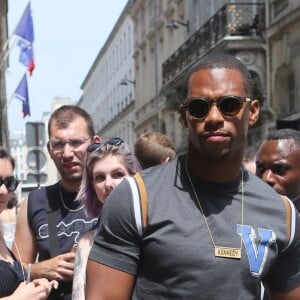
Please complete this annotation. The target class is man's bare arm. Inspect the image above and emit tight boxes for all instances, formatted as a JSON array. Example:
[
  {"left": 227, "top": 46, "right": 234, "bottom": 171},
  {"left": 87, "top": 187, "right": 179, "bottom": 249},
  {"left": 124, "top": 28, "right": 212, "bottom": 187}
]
[
  {"left": 86, "top": 259, "right": 135, "bottom": 300},
  {"left": 12, "top": 198, "right": 37, "bottom": 263},
  {"left": 268, "top": 286, "right": 300, "bottom": 300},
  {"left": 12, "top": 198, "right": 76, "bottom": 281}
]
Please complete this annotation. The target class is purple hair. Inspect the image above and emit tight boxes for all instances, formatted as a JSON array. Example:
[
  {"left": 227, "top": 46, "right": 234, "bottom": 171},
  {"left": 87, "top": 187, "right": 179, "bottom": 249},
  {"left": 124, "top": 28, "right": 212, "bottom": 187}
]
[{"left": 77, "top": 142, "right": 141, "bottom": 218}]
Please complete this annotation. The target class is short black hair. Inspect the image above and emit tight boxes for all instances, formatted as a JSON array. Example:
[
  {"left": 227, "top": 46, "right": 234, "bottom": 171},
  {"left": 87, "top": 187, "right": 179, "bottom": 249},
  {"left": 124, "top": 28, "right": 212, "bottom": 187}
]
[
  {"left": 267, "top": 129, "right": 300, "bottom": 147},
  {"left": 187, "top": 53, "right": 254, "bottom": 98}
]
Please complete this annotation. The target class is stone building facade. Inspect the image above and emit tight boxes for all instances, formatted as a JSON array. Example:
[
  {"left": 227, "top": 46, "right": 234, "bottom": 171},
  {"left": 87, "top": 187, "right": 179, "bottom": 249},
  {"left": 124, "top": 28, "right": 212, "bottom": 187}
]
[
  {"left": 130, "top": 0, "right": 188, "bottom": 143},
  {"left": 78, "top": 1, "right": 136, "bottom": 149},
  {"left": 132, "top": 0, "right": 268, "bottom": 152},
  {"left": 79, "top": 0, "right": 299, "bottom": 153},
  {"left": 267, "top": 0, "right": 300, "bottom": 130},
  {"left": 131, "top": 0, "right": 300, "bottom": 152}
]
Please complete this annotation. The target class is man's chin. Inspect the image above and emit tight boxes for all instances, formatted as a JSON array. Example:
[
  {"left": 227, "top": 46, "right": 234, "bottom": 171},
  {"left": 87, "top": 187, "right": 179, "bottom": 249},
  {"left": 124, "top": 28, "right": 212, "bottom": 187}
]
[
  {"left": 203, "top": 150, "right": 230, "bottom": 162},
  {"left": 62, "top": 172, "right": 83, "bottom": 184}
]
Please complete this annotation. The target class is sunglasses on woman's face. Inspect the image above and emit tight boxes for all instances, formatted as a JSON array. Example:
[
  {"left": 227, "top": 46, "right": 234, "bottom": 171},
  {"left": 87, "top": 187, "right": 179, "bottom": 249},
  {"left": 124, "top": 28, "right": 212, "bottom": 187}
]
[
  {"left": 0, "top": 177, "right": 19, "bottom": 192},
  {"left": 183, "top": 96, "right": 251, "bottom": 119},
  {"left": 87, "top": 137, "right": 124, "bottom": 153}
]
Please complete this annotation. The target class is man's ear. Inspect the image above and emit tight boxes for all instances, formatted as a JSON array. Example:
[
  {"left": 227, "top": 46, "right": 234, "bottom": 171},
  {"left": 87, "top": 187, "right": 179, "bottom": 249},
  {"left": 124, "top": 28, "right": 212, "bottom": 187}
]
[
  {"left": 161, "top": 157, "right": 170, "bottom": 164},
  {"left": 92, "top": 135, "right": 101, "bottom": 143},
  {"left": 248, "top": 99, "right": 260, "bottom": 127},
  {"left": 179, "top": 104, "right": 188, "bottom": 128},
  {"left": 47, "top": 142, "right": 54, "bottom": 160}
]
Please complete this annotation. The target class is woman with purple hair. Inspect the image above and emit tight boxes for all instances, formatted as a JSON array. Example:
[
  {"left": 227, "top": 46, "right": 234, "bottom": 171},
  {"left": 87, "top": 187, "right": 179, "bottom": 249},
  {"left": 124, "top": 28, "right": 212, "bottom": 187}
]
[{"left": 72, "top": 138, "right": 140, "bottom": 299}]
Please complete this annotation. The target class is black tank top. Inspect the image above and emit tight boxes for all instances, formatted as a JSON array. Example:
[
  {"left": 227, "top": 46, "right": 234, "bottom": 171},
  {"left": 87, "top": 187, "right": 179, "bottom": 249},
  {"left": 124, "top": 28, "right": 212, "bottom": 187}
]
[
  {"left": 27, "top": 182, "right": 98, "bottom": 299},
  {"left": 0, "top": 249, "right": 26, "bottom": 297}
]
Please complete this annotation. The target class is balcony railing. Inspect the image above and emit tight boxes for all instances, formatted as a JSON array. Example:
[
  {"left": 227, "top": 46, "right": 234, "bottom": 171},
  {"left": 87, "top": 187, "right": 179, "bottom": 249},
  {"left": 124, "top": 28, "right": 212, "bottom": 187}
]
[{"left": 162, "top": 3, "right": 265, "bottom": 85}]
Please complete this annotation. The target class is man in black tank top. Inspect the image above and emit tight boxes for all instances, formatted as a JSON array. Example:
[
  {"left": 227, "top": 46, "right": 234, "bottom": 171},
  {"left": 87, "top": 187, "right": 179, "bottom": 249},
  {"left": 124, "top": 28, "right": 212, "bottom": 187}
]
[{"left": 12, "top": 105, "right": 100, "bottom": 299}]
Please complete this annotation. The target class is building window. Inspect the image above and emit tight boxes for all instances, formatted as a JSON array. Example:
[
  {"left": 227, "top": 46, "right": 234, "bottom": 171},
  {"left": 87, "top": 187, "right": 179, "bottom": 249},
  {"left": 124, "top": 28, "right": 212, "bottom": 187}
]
[
  {"left": 141, "top": 7, "right": 145, "bottom": 36},
  {"left": 124, "top": 32, "right": 127, "bottom": 59},
  {"left": 128, "top": 25, "right": 131, "bottom": 53},
  {"left": 273, "top": 0, "right": 288, "bottom": 17},
  {"left": 157, "top": 0, "right": 162, "bottom": 15}
]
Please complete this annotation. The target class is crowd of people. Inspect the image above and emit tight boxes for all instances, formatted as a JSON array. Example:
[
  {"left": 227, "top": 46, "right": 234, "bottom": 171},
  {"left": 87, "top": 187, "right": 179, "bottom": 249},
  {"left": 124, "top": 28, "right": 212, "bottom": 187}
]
[{"left": 1, "top": 53, "right": 300, "bottom": 299}]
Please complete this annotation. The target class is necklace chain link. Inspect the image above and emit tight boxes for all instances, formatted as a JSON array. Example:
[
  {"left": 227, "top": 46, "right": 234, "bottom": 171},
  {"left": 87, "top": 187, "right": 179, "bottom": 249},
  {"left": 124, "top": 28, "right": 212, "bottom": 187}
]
[
  {"left": 185, "top": 159, "right": 244, "bottom": 259},
  {"left": 59, "top": 184, "right": 84, "bottom": 212}
]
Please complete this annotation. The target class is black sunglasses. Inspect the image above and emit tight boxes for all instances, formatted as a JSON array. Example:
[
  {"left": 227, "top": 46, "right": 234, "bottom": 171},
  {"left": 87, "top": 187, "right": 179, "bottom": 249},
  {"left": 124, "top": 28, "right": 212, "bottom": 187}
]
[
  {"left": 183, "top": 96, "right": 251, "bottom": 119},
  {"left": 0, "top": 177, "right": 19, "bottom": 192},
  {"left": 87, "top": 137, "right": 124, "bottom": 153}
]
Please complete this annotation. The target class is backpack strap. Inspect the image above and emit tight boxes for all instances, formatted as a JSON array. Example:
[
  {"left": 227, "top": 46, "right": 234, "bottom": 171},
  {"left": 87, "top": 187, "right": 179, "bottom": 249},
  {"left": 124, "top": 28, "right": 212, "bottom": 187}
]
[
  {"left": 126, "top": 173, "right": 148, "bottom": 236},
  {"left": 279, "top": 194, "right": 297, "bottom": 251},
  {"left": 134, "top": 173, "right": 148, "bottom": 228},
  {"left": 46, "top": 185, "right": 60, "bottom": 257}
]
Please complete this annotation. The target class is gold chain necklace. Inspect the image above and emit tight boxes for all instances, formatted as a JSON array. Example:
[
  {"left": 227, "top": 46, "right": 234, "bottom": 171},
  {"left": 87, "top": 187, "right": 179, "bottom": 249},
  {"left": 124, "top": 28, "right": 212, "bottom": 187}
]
[
  {"left": 185, "top": 159, "right": 244, "bottom": 259},
  {"left": 59, "top": 184, "right": 84, "bottom": 212}
]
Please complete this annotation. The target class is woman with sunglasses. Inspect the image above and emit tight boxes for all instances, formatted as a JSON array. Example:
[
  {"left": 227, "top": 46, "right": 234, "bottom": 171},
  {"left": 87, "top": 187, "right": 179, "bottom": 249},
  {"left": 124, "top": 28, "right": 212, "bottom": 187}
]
[
  {"left": 0, "top": 148, "right": 58, "bottom": 299},
  {"left": 72, "top": 138, "right": 140, "bottom": 300},
  {"left": 0, "top": 192, "right": 18, "bottom": 250}
]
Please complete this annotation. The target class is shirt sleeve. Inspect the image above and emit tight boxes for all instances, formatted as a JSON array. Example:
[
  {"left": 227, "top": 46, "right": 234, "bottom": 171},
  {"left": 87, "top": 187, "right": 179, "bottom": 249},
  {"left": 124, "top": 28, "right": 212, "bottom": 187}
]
[
  {"left": 263, "top": 204, "right": 300, "bottom": 292},
  {"left": 89, "top": 179, "right": 141, "bottom": 275}
]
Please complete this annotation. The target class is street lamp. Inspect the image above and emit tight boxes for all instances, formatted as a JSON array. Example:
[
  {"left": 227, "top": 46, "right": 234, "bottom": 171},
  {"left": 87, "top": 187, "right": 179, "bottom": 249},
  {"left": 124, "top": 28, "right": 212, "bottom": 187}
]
[
  {"left": 166, "top": 19, "right": 189, "bottom": 32},
  {"left": 120, "top": 79, "right": 136, "bottom": 86}
]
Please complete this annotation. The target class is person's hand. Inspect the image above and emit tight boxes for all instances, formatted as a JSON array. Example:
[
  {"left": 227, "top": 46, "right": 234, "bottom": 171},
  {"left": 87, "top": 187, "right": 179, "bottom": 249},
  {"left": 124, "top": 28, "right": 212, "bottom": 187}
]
[
  {"left": 32, "top": 278, "right": 59, "bottom": 291},
  {"left": 32, "top": 252, "right": 76, "bottom": 281},
  {"left": 5, "top": 279, "right": 58, "bottom": 300}
]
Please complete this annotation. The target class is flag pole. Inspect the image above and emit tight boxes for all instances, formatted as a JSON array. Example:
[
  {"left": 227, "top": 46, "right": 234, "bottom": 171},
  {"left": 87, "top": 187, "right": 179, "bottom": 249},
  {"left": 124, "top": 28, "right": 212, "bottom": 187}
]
[
  {"left": 7, "top": 91, "right": 15, "bottom": 108},
  {"left": 6, "top": 71, "right": 21, "bottom": 108},
  {"left": 1, "top": 37, "right": 11, "bottom": 55},
  {"left": 0, "top": 37, "right": 17, "bottom": 68}
]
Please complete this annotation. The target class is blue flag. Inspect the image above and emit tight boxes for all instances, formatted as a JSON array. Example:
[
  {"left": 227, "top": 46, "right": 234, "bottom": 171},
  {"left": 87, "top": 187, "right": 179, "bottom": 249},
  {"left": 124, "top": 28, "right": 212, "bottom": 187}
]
[
  {"left": 14, "top": 73, "right": 31, "bottom": 118},
  {"left": 14, "top": 2, "right": 35, "bottom": 75}
]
